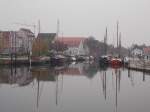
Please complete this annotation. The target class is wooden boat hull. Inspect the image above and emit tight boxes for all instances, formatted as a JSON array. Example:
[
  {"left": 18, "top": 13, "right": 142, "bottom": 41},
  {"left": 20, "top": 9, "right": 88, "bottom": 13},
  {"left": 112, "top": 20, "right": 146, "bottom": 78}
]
[{"left": 110, "top": 58, "right": 122, "bottom": 68}]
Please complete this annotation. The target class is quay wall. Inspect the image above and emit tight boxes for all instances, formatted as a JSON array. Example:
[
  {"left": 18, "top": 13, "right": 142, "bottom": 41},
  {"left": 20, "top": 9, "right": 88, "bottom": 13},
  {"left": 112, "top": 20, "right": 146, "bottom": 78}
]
[{"left": 128, "top": 60, "right": 150, "bottom": 72}]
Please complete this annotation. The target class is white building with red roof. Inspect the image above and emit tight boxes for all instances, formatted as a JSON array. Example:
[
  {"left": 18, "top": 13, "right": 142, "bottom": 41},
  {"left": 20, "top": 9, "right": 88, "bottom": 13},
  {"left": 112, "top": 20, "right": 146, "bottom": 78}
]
[{"left": 55, "top": 37, "right": 89, "bottom": 56}]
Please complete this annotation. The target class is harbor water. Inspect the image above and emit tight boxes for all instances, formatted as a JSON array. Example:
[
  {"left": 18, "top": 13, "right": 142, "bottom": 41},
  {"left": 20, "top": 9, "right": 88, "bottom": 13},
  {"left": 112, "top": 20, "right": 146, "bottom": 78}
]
[{"left": 0, "top": 62, "right": 150, "bottom": 112}]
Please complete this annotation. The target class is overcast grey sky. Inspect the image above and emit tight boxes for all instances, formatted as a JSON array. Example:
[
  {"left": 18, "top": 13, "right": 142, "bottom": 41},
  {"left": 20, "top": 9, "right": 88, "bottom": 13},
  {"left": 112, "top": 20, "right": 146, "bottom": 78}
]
[{"left": 0, "top": 0, "right": 150, "bottom": 47}]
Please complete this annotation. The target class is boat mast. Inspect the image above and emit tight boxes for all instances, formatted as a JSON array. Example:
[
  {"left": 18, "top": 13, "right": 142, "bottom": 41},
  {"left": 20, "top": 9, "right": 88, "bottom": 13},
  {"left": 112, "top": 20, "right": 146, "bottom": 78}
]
[
  {"left": 56, "top": 19, "right": 59, "bottom": 39},
  {"left": 104, "top": 27, "right": 108, "bottom": 55},
  {"left": 117, "top": 21, "right": 119, "bottom": 48},
  {"left": 56, "top": 19, "right": 60, "bottom": 52},
  {"left": 119, "top": 32, "right": 121, "bottom": 58},
  {"left": 38, "top": 20, "right": 41, "bottom": 56}
]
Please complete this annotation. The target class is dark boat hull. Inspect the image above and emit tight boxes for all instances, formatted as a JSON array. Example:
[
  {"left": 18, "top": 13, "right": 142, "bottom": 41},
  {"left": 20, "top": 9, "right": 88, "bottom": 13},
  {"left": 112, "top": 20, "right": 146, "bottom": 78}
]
[
  {"left": 99, "top": 57, "right": 109, "bottom": 69},
  {"left": 50, "top": 57, "right": 66, "bottom": 66}
]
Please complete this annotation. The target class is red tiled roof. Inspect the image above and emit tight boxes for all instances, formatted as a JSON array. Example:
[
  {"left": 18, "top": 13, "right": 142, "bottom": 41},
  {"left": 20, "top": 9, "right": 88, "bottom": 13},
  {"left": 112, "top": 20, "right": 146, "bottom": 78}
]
[{"left": 55, "top": 37, "right": 86, "bottom": 47}]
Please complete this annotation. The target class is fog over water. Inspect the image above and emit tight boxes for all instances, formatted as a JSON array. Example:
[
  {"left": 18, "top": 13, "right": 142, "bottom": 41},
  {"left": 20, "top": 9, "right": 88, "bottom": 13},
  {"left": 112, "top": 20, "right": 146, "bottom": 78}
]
[{"left": 0, "top": 0, "right": 150, "bottom": 46}]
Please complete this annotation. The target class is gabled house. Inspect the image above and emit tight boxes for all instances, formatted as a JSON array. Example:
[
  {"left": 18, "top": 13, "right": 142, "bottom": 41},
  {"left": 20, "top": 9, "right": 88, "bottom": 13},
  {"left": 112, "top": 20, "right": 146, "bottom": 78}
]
[
  {"left": 32, "top": 33, "right": 56, "bottom": 56},
  {"left": 37, "top": 33, "right": 56, "bottom": 44},
  {"left": 55, "top": 37, "right": 89, "bottom": 56},
  {"left": 17, "top": 28, "right": 35, "bottom": 54},
  {"left": 131, "top": 48, "right": 143, "bottom": 57}
]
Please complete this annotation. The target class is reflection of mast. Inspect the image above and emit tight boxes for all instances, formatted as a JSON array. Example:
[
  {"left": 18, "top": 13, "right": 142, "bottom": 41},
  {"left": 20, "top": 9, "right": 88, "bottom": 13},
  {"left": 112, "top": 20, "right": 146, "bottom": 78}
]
[
  {"left": 103, "top": 71, "right": 107, "bottom": 100},
  {"left": 130, "top": 73, "right": 134, "bottom": 87},
  {"left": 118, "top": 70, "right": 121, "bottom": 92},
  {"left": 128, "top": 69, "right": 130, "bottom": 78},
  {"left": 56, "top": 75, "right": 58, "bottom": 106},
  {"left": 36, "top": 71, "right": 44, "bottom": 112},
  {"left": 100, "top": 71, "right": 107, "bottom": 100},
  {"left": 114, "top": 68, "right": 120, "bottom": 112},
  {"left": 114, "top": 68, "right": 121, "bottom": 112},
  {"left": 61, "top": 74, "right": 64, "bottom": 95},
  {"left": 36, "top": 72, "right": 40, "bottom": 109},
  {"left": 143, "top": 72, "right": 145, "bottom": 82},
  {"left": 115, "top": 69, "right": 118, "bottom": 112},
  {"left": 55, "top": 73, "right": 63, "bottom": 106},
  {"left": 128, "top": 70, "right": 134, "bottom": 86}
]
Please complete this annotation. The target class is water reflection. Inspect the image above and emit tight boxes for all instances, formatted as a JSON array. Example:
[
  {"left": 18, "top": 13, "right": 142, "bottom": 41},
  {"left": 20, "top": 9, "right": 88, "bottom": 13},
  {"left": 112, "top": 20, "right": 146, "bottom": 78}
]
[
  {"left": 0, "top": 63, "right": 150, "bottom": 112},
  {"left": 0, "top": 66, "right": 32, "bottom": 86},
  {"left": 99, "top": 67, "right": 121, "bottom": 112},
  {"left": 98, "top": 66, "right": 150, "bottom": 112}
]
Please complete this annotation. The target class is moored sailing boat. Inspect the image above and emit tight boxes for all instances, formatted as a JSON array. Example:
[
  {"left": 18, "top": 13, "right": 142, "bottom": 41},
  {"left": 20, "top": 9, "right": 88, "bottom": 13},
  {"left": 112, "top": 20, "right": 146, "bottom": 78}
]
[
  {"left": 110, "top": 21, "right": 123, "bottom": 68},
  {"left": 99, "top": 27, "right": 110, "bottom": 67},
  {"left": 50, "top": 54, "right": 66, "bottom": 66},
  {"left": 50, "top": 19, "right": 66, "bottom": 66}
]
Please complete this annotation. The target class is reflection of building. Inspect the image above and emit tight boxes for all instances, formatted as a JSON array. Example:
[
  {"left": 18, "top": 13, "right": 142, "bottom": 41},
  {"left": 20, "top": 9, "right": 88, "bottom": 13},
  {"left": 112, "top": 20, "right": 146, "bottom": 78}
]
[
  {"left": 55, "top": 37, "right": 89, "bottom": 56},
  {"left": 31, "top": 68, "right": 56, "bottom": 82},
  {"left": 0, "top": 62, "right": 98, "bottom": 87},
  {"left": 58, "top": 67, "right": 81, "bottom": 76},
  {"left": 31, "top": 62, "right": 98, "bottom": 81},
  {"left": 54, "top": 62, "right": 98, "bottom": 79},
  {"left": 0, "top": 67, "right": 33, "bottom": 86}
]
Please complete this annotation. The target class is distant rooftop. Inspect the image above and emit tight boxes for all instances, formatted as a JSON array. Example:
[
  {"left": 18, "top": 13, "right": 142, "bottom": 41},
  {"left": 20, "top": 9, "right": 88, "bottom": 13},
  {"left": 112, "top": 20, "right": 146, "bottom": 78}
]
[
  {"left": 37, "top": 33, "right": 56, "bottom": 38},
  {"left": 20, "top": 28, "right": 33, "bottom": 34},
  {"left": 37, "top": 33, "right": 56, "bottom": 42},
  {"left": 55, "top": 37, "right": 87, "bottom": 47}
]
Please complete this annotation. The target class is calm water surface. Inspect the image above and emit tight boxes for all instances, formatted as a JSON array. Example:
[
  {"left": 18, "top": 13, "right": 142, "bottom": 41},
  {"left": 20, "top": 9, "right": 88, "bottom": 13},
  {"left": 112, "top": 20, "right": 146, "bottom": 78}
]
[{"left": 0, "top": 62, "right": 150, "bottom": 112}]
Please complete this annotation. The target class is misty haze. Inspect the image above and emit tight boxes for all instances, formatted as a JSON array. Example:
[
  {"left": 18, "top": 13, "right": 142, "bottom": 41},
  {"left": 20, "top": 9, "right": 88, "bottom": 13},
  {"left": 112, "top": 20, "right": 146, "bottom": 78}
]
[{"left": 0, "top": 0, "right": 150, "bottom": 112}]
